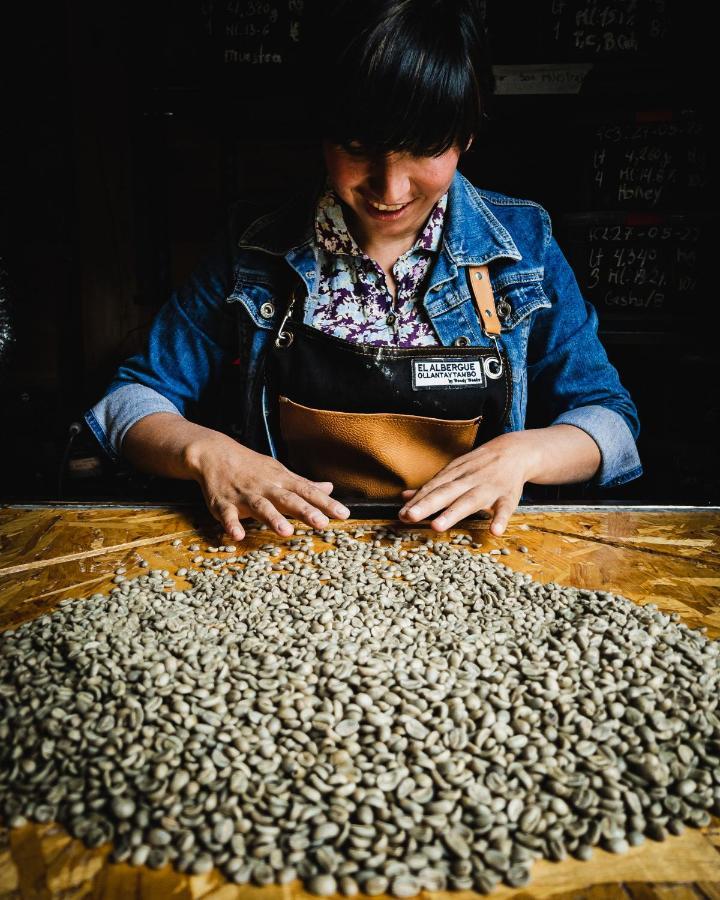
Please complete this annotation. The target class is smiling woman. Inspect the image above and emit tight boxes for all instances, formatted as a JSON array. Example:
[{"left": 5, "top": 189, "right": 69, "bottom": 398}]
[
  {"left": 84, "top": 0, "right": 642, "bottom": 540},
  {"left": 322, "top": 142, "right": 463, "bottom": 282},
  {"left": 305, "top": 0, "right": 486, "bottom": 298}
]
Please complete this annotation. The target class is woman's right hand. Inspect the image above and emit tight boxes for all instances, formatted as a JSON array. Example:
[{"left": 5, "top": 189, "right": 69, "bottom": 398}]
[{"left": 184, "top": 428, "right": 350, "bottom": 541}]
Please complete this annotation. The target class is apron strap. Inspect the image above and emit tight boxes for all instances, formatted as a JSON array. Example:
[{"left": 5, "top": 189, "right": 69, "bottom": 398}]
[{"left": 466, "top": 265, "right": 501, "bottom": 336}]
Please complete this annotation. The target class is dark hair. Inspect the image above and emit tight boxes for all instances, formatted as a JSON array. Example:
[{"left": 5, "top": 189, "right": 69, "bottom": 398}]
[{"left": 304, "top": 0, "right": 494, "bottom": 157}]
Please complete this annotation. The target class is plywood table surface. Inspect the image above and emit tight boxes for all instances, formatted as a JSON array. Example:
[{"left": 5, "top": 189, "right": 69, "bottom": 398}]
[{"left": 0, "top": 503, "right": 718, "bottom": 899}]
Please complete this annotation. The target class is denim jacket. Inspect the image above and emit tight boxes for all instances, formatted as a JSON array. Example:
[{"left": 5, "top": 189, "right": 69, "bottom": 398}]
[{"left": 86, "top": 170, "right": 642, "bottom": 488}]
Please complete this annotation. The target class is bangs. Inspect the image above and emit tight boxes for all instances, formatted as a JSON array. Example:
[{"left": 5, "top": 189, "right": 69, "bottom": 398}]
[{"left": 310, "top": 1, "right": 492, "bottom": 157}]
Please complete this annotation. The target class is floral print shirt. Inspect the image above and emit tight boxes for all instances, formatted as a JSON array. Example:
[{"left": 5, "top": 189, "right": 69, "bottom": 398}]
[{"left": 310, "top": 183, "right": 446, "bottom": 346}]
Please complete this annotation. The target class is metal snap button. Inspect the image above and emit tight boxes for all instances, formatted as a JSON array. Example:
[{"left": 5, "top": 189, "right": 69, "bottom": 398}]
[
  {"left": 474, "top": 271, "right": 484, "bottom": 280},
  {"left": 260, "top": 302, "right": 275, "bottom": 319},
  {"left": 497, "top": 299, "right": 512, "bottom": 320},
  {"left": 484, "top": 357, "right": 503, "bottom": 379},
  {"left": 454, "top": 335, "right": 470, "bottom": 347}
]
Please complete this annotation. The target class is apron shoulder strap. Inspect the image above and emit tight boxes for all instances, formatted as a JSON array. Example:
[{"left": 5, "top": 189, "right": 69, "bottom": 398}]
[{"left": 466, "top": 265, "right": 501, "bottom": 336}]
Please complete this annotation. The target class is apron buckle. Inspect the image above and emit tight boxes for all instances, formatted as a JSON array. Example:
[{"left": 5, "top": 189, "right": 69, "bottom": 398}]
[
  {"left": 274, "top": 286, "right": 300, "bottom": 348},
  {"left": 275, "top": 329, "right": 294, "bottom": 348}
]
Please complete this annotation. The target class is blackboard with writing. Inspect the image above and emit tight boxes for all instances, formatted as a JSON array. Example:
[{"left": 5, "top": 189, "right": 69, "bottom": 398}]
[
  {"left": 143, "top": 1, "right": 700, "bottom": 99},
  {"left": 142, "top": 0, "right": 308, "bottom": 97},
  {"left": 578, "top": 111, "right": 709, "bottom": 212},
  {"left": 486, "top": 0, "right": 671, "bottom": 63},
  {"left": 206, "top": 0, "right": 305, "bottom": 70},
  {"left": 545, "top": 0, "right": 670, "bottom": 60},
  {"left": 558, "top": 212, "right": 714, "bottom": 330}
]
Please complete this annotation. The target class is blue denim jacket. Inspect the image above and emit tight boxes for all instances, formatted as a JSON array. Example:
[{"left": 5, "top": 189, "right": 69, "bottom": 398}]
[{"left": 86, "top": 170, "right": 642, "bottom": 488}]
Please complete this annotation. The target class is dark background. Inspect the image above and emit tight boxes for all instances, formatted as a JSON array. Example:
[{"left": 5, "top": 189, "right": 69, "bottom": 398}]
[{"left": 1, "top": 0, "right": 717, "bottom": 504}]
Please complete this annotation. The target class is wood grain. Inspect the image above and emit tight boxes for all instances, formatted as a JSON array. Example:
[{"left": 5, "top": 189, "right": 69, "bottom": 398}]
[{"left": 1, "top": 504, "right": 719, "bottom": 899}]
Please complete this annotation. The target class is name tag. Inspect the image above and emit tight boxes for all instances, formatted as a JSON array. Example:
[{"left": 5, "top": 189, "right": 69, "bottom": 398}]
[{"left": 411, "top": 357, "right": 486, "bottom": 390}]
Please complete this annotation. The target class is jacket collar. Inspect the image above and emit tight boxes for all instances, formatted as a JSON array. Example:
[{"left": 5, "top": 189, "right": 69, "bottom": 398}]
[
  {"left": 444, "top": 171, "right": 522, "bottom": 265},
  {"left": 237, "top": 169, "right": 521, "bottom": 266}
]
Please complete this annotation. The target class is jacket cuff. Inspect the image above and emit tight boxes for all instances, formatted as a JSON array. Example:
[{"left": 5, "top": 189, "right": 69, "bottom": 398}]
[
  {"left": 551, "top": 404, "right": 643, "bottom": 488},
  {"left": 85, "top": 384, "right": 182, "bottom": 462}
]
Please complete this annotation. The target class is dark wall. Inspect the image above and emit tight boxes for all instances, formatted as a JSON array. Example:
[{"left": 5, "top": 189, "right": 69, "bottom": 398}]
[{"left": 1, "top": 0, "right": 717, "bottom": 503}]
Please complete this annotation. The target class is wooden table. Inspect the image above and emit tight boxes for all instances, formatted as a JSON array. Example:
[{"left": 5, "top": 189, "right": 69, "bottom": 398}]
[{"left": 0, "top": 503, "right": 718, "bottom": 899}]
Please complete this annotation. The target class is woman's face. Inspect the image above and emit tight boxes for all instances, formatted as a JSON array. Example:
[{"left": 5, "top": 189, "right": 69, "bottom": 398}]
[{"left": 322, "top": 140, "right": 462, "bottom": 248}]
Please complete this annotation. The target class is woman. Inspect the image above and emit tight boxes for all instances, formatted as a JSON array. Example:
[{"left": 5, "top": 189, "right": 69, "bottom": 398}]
[{"left": 85, "top": 0, "right": 642, "bottom": 541}]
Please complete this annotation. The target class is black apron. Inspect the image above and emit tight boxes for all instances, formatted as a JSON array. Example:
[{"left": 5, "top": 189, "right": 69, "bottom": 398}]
[{"left": 263, "top": 266, "right": 512, "bottom": 503}]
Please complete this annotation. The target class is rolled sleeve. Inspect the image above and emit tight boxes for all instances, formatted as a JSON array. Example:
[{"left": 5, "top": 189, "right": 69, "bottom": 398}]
[
  {"left": 526, "top": 233, "right": 643, "bottom": 488},
  {"left": 552, "top": 404, "right": 643, "bottom": 488},
  {"left": 85, "top": 384, "right": 182, "bottom": 463}
]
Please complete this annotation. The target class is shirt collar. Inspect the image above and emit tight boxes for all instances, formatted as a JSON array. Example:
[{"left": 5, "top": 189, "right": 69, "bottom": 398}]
[{"left": 314, "top": 179, "right": 448, "bottom": 259}]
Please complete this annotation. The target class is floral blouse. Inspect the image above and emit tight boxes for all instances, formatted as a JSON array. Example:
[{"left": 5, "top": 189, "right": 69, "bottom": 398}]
[{"left": 310, "top": 183, "right": 446, "bottom": 347}]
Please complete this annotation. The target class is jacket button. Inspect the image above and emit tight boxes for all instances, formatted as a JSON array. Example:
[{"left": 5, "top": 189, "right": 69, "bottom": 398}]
[
  {"left": 454, "top": 335, "right": 470, "bottom": 347},
  {"left": 386, "top": 313, "right": 397, "bottom": 326},
  {"left": 497, "top": 299, "right": 512, "bottom": 320},
  {"left": 260, "top": 302, "right": 275, "bottom": 319}
]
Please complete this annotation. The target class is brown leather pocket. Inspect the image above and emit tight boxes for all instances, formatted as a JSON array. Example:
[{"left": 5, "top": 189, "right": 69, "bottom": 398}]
[{"left": 278, "top": 395, "right": 482, "bottom": 500}]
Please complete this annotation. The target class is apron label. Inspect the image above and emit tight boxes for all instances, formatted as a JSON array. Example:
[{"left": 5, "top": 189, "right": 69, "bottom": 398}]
[{"left": 411, "top": 357, "right": 486, "bottom": 390}]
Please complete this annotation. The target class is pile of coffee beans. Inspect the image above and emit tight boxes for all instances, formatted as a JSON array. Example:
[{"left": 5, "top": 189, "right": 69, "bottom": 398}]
[{"left": 1, "top": 526, "right": 718, "bottom": 894}]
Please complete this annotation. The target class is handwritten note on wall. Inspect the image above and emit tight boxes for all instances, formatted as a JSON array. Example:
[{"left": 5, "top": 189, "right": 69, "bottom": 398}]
[
  {"left": 203, "top": 0, "right": 305, "bottom": 67},
  {"left": 585, "top": 116, "right": 708, "bottom": 211},
  {"left": 548, "top": 0, "right": 668, "bottom": 58},
  {"left": 560, "top": 213, "right": 710, "bottom": 327}
]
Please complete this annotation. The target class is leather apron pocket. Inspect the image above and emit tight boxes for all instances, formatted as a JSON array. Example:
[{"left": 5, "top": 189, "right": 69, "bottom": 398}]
[{"left": 278, "top": 395, "right": 482, "bottom": 500}]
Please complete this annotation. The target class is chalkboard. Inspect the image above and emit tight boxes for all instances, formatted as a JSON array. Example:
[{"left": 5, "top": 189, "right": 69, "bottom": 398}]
[
  {"left": 558, "top": 212, "right": 715, "bottom": 330},
  {"left": 140, "top": 0, "right": 708, "bottom": 107},
  {"left": 545, "top": 0, "right": 670, "bottom": 59},
  {"left": 578, "top": 110, "right": 709, "bottom": 212},
  {"left": 141, "top": 0, "right": 308, "bottom": 99},
  {"left": 486, "top": 0, "right": 671, "bottom": 63},
  {"left": 205, "top": 0, "right": 306, "bottom": 70}
]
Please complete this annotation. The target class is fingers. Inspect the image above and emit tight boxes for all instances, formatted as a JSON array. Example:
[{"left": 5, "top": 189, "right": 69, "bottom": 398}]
[
  {"left": 490, "top": 494, "right": 517, "bottom": 536},
  {"left": 399, "top": 473, "right": 472, "bottom": 523},
  {"left": 429, "top": 487, "right": 518, "bottom": 534},
  {"left": 200, "top": 451, "right": 350, "bottom": 540},
  {"left": 214, "top": 502, "right": 246, "bottom": 543},
  {"left": 272, "top": 488, "right": 333, "bottom": 530},
  {"left": 290, "top": 479, "right": 351, "bottom": 521},
  {"left": 427, "top": 487, "right": 490, "bottom": 532},
  {"left": 398, "top": 462, "right": 476, "bottom": 520},
  {"left": 210, "top": 486, "right": 338, "bottom": 540},
  {"left": 207, "top": 484, "right": 348, "bottom": 541},
  {"left": 245, "top": 494, "right": 295, "bottom": 536},
  {"left": 248, "top": 474, "right": 350, "bottom": 532}
]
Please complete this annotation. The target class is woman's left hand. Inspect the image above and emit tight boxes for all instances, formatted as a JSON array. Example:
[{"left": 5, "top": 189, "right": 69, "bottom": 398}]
[{"left": 397, "top": 431, "right": 540, "bottom": 535}]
